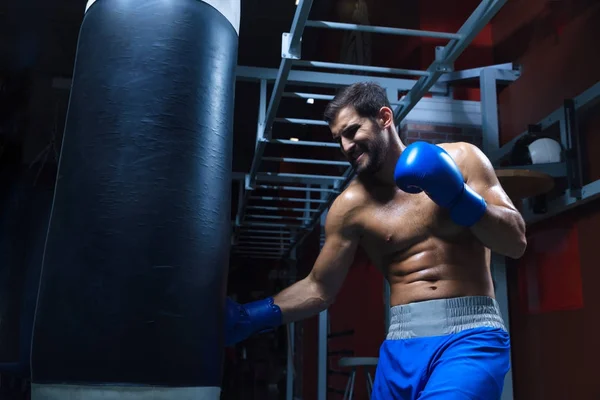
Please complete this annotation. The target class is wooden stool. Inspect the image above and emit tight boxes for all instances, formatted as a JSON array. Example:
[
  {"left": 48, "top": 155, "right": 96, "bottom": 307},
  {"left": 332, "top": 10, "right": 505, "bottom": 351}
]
[
  {"left": 495, "top": 168, "right": 555, "bottom": 205},
  {"left": 338, "top": 357, "right": 378, "bottom": 399}
]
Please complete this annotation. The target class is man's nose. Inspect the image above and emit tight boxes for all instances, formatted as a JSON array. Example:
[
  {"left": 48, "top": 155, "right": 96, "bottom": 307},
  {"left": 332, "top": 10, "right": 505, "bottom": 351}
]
[{"left": 341, "top": 137, "right": 354, "bottom": 153}]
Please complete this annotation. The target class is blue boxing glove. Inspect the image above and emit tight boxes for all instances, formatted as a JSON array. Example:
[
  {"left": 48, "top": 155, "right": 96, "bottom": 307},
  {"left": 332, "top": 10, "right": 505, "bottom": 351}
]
[
  {"left": 224, "top": 297, "right": 282, "bottom": 346},
  {"left": 394, "top": 141, "right": 487, "bottom": 227}
]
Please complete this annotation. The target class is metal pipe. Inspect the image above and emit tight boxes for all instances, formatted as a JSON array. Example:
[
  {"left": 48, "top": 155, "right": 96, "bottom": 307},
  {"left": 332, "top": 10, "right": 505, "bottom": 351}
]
[
  {"left": 242, "top": 78, "right": 268, "bottom": 202},
  {"left": 317, "top": 192, "right": 328, "bottom": 400},
  {"left": 282, "top": 92, "right": 335, "bottom": 101},
  {"left": 564, "top": 99, "right": 584, "bottom": 194},
  {"left": 275, "top": 117, "right": 329, "bottom": 126},
  {"left": 256, "top": 185, "right": 339, "bottom": 193},
  {"left": 235, "top": 255, "right": 283, "bottom": 259},
  {"left": 233, "top": 256, "right": 283, "bottom": 259},
  {"left": 234, "top": 247, "right": 287, "bottom": 251},
  {"left": 236, "top": 245, "right": 291, "bottom": 251},
  {"left": 286, "top": 321, "right": 295, "bottom": 400},
  {"left": 263, "top": 156, "right": 350, "bottom": 166},
  {"left": 288, "top": 0, "right": 313, "bottom": 49},
  {"left": 294, "top": 60, "right": 430, "bottom": 78},
  {"left": 236, "top": 236, "right": 293, "bottom": 241},
  {"left": 235, "top": 248, "right": 289, "bottom": 253},
  {"left": 236, "top": 241, "right": 291, "bottom": 246},
  {"left": 305, "top": 20, "right": 462, "bottom": 40},
  {"left": 317, "top": 310, "right": 328, "bottom": 400},
  {"left": 236, "top": 65, "right": 448, "bottom": 94},
  {"left": 234, "top": 252, "right": 285, "bottom": 256},
  {"left": 258, "top": 172, "right": 348, "bottom": 182},
  {"left": 234, "top": 248, "right": 286, "bottom": 251},
  {"left": 235, "top": 179, "right": 244, "bottom": 226},
  {"left": 269, "top": 138, "right": 339, "bottom": 148},
  {"left": 249, "top": 196, "right": 328, "bottom": 203},
  {"left": 234, "top": 253, "right": 286, "bottom": 257},
  {"left": 394, "top": 0, "right": 507, "bottom": 125},
  {"left": 437, "top": 62, "right": 518, "bottom": 83},
  {"left": 246, "top": 214, "right": 312, "bottom": 221},
  {"left": 239, "top": 222, "right": 304, "bottom": 228},
  {"left": 247, "top": 205, "right": 320, "bottom": 213},
  {"left": 480, "top": 68, "right": 500, "bottom": 153},
  {"left": 238, "top": 229, "right": 294, "bottom": 235}
]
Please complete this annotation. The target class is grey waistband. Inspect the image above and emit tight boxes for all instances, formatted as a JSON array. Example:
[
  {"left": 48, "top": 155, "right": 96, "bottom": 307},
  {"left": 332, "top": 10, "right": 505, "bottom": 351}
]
[
  {"left": 387, "top": 296, "right": 506, "bottom": 340},
  {"left": 31, "top": 384, "right": 220, "bottom": 400}
]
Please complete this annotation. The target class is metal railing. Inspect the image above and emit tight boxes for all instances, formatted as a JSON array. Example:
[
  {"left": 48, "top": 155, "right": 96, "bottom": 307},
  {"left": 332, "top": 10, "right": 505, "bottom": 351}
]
[{"left": 232, "top": 0, "right": 509, "bottom": 259}]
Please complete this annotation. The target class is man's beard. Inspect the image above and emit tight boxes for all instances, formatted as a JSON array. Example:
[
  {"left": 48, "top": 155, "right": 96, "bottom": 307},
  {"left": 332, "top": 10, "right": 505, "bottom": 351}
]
[{"left": 354, "top": 138, "right": 386, "bottom": 176}]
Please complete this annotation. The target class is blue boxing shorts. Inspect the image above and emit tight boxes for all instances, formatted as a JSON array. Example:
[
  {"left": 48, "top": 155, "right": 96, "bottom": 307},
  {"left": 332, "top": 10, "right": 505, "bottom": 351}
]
[{"left": 372, "top": 296, "right": 511, "bottom": 400}]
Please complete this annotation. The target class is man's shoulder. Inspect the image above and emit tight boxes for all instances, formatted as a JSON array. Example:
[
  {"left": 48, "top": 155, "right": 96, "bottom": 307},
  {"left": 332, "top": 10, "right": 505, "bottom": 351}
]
[
  {"left": 329, "top": 180, "right": 369, "bottom": 220},
  {"left": 438, "top": 141, "right": 476, "bottom": 156},
  {"left": 437, "top": 141, "right": 493, "bottom": 181},
  {"left": 324, "top": 180, "right": 368, "bottom": 235},
  {"left": 437, "top": 141, "right": 485, "bottom": 165}
]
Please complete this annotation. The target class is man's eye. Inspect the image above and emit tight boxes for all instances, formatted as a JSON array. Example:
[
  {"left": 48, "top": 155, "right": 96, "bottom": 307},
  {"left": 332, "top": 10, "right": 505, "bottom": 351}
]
[{"left": 344, "top": 126, "right": 359, "bottom": 138}]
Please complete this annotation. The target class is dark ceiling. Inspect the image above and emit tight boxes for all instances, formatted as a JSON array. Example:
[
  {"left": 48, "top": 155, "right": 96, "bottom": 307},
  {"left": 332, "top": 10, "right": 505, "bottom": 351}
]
[{"left": 0, "top": 0, "right": 345, "bottom": 182}]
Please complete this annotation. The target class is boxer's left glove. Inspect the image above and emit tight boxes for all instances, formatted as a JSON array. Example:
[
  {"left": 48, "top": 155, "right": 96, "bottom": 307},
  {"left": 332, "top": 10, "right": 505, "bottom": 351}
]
[
  {"left": 394, "top": 141, "right": 487, "bottom": 227},
  {"left": 225, "top": 297, "right": 282, "bottom": 346}
]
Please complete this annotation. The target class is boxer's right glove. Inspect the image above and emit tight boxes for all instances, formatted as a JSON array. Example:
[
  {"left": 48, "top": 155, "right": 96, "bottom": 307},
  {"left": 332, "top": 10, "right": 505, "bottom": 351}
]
[
  {"left": 394, "top": 141, "right": 487, "bottom": 227},
  {"left": 224, "top": 297, "right": 282, "bottom": 346}
]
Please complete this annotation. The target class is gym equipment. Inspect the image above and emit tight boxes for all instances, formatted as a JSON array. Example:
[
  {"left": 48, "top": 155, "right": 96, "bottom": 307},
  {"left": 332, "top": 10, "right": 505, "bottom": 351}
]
[
  {"left": 339, "top": 357, "right": 378, "bottom": 400},
  {"left": 510, "top": 134, "right": 562, "bottom": 166},
  {"left": 527, "top": 138, "right": 562, "bottom": 164},
  {"left": 394, "top": 141, "right": 487, "bottom": 227},
  {"left": 0, "top": 181, "right": 51, "bottom": 376},
  {"left": 495, "top": 169, "right": 555, "bottom": 203},
  {"left": 225, "top": 297, "right": 282, "bottom": 346},
  {"left": 30, "top": 1, "right": 239, "bottom": 399}
]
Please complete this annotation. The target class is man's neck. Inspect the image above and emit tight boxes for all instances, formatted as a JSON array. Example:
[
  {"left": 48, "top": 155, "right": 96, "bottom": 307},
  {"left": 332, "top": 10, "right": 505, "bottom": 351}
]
[{"left": 372, "top": 137, "right": 405, "bottom": 186}]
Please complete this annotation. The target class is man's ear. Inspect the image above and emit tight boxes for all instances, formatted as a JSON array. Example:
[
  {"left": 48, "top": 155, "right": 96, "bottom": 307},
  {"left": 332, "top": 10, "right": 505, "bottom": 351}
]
[{"left": 378, "top": 106, "right": 394, "bottom": 129}]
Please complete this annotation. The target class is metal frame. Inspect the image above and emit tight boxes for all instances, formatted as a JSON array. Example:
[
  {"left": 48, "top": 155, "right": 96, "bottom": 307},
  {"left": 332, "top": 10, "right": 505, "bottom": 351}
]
[
  {"left": 317, "top": 201, "right": 329, "bottom": 400},
  {"left": 489, "top": 80, "right": 600, "bottom": 225},
  {"left": 232, "top": 0, "right": 509, "bottom": 259},
  {"left": 478, "top": 66, "right": 518, "bottom": 400},
  {"left": 479, "top": 68, "right": 599, "bottom": 400}
]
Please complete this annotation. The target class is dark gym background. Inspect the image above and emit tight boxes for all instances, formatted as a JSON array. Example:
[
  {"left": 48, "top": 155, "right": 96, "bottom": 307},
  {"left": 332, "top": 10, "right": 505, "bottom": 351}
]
[{"left": 1, "top": 0, "right": 599, "bottom": 399}]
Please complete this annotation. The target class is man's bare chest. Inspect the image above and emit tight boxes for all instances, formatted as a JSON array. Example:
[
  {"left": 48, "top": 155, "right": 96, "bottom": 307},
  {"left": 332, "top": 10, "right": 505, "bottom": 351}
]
[{"left": 356, "top": 192, "right": 463, "bottom": 255}]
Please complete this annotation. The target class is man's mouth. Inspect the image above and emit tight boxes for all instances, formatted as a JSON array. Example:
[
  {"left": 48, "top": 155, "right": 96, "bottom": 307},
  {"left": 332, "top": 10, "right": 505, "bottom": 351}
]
[{"left": 351, "top": 149, "right": 365, "bottom": 163}]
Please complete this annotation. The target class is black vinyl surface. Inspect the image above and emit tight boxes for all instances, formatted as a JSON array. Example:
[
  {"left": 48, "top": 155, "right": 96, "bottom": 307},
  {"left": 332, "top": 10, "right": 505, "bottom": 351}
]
[
  {"left": 0, "top": 177, "right": 51, "bottom": 376},
  {"left": 31, "top": 0, "right": 237, "bottom": 387}
]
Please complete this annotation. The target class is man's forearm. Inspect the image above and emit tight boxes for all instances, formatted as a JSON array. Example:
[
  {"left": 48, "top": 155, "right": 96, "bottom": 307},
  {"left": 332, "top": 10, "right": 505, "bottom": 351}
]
[
  {"left": 470, "top": 204, "right": 527, "bottom": 259},
  {"left": 273, "top": 276, "right": 331, "bottom": 324}
]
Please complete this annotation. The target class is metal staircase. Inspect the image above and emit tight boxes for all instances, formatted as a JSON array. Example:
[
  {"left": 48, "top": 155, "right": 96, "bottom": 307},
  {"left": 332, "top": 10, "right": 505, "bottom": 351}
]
[{"left": 232, "top": 0, "right": 509, "bottom": 261}]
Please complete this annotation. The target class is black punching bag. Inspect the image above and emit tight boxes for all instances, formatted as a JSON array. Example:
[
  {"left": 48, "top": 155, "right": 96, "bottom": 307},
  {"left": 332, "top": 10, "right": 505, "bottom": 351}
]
[{"left": 31, "top": 0, "right": 239, "bottom": 398}]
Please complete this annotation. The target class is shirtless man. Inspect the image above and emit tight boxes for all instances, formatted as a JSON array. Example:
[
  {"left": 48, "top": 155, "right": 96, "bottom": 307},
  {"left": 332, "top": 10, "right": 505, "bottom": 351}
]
[{"left": 226, "top": 82, "right": 527, "bottom": 399}]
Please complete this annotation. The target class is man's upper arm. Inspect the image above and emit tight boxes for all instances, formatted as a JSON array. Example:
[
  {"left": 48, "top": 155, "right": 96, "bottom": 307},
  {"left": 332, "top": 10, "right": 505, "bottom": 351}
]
[
  {"left": 308, "top": 194, "right": 361, "bottom": 299},
  {"left": 462, "top": 143, "right": 517, "bottom": 211}
]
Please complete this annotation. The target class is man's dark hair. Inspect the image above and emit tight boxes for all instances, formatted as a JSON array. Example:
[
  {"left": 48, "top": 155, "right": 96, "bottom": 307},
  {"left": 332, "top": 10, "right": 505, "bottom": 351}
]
[{"left": 323, "top": 82, "right": 391, "bottom": 124}]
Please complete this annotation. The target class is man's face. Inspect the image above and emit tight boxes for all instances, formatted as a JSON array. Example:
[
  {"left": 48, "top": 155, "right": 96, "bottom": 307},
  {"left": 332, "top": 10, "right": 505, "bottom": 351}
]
[{"left": 329, "top": 106, "right": 388, "bottom": 175}]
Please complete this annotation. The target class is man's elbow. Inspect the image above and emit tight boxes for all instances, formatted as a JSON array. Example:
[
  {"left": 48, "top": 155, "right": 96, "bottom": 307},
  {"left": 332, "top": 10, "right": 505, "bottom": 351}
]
[
  {"left": 508, "top": 218, "right": 527, "bottom": 259},
  {"left": 507, "top": 234, "right": 527, "bottom": 259},
  {"left": 307, "top": 274, "right": 337, "bottom": 311},
  {"left": 318, "top": 286, "right": 337, "bottom": 310}
]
